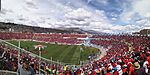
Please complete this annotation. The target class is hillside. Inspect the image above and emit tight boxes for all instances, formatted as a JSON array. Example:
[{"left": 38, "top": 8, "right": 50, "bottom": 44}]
[
  {"left": 0, "top": 22, "right": 83, "bottom": 33},
  {"left": 132, "top": 29, "right": 150, "bottom": 35}
]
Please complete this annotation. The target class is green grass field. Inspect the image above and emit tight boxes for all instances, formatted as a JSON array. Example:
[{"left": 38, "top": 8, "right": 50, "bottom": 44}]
[{"left": 7, "top": 40, "right": 99, "bottom": 64}]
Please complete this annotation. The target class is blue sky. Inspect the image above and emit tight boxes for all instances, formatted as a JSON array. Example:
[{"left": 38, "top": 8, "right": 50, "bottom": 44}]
[
  {"left": 86, "top": 0, "right": 126, "bottom": 24},
  {"left": 0, "top": 0, "right": 150, "bottom": 33}
]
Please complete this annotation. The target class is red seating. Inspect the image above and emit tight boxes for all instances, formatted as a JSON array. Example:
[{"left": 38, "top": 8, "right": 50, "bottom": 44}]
[
  {"left": 0, "top": 32, "right": 33, "bottom": 40},
  {"left": 33, "top": 33, "right": 87, "bottom": 44}
]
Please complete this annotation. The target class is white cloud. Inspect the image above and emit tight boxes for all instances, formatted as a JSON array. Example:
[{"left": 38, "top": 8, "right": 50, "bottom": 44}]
[
  {"left": 62, "top": 8, "right": 112, "bottom": 31},
  {"left": 64, "top": 8, "right": 92, "bottom": 21},
  {"left": 135, "top": 17, "right": 150, "bottom": 29},
  {"left": 1, "top": 0, "right": 147, "bottom": 33},
  {"left": 61, "top": 8, "right": 138, "bottom": 33},
  {"left": 120, "top": 0, "right": 150, "bottom": 32},
  {"left": 132, "top": 0, "right": 150, "bottom": 17},
  {"left": 96, "top": 0, "right": 108, "bottom": 5},
  {"left": 87, "top": 0, "right": 92, "bottom": 4}
]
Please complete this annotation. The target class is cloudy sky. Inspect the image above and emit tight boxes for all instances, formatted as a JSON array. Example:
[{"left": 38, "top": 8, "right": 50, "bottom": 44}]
[{"left": 0, "top": 0, "right": 150, "bottom": 33}]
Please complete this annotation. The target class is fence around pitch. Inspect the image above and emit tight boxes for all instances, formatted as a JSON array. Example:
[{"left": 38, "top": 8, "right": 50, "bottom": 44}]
[
  {"left": 0, "top": 70, "right": 17, "bottom": 75},
  {"left": 0, "top": 39, "right": 65, "bottom": 65}
]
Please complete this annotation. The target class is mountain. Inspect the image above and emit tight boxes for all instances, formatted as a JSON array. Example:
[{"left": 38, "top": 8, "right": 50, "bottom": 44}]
[{"left": 0, "top": 22, "right": 78, "bottom": 33}]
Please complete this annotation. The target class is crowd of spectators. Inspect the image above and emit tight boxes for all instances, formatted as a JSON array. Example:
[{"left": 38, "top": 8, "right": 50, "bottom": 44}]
[
  {"left": 0, "top": 32, "right": 150, "bottom": 75},
  {"left": 90, "top": 35, "right": 150, "bottom": 75},
  {"left": 0, "top": 32, "right": 86, "bottom": 45},
  {"left": 0, "top": 32, "right": 33, "bottom": 40},
  {"left": 33, "top": 33, "right": 87, "bottom": 45}
]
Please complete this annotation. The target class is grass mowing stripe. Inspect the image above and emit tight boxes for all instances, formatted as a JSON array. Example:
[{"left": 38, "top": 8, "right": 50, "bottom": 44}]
[
  {"left": 80, "top": 46, "right": 87, "bottom": 61},
  {"left": 58, "top": 45, "right": 74, "bottom": 62},
  {"left": 71, "top": 46, "right": 81, "bottom": 64},
  {"left": 80, "top": 46, "right": 93, "bottom": 61},
  {"left": 52, "top": 45, "right": 69, "bottom": 60},
  {"left": 51, "top": 45, "right": 68, "bottom": 61},
  {"left": 62, "top": 46, "right": 77, "bottom": 64},
  {"left": 41, "top": 44, "right": 58, "bottom": 58},
  {"left": 43, "top": 44, "right": 58, "bottom": 56}
]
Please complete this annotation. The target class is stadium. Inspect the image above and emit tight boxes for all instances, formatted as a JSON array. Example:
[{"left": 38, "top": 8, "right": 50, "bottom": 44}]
[
  {"left": 0, "top": 23, "right": 150, "bottom": 75},
  {"left": 0, "top": 0, "right": 150, "bottom": 75}
]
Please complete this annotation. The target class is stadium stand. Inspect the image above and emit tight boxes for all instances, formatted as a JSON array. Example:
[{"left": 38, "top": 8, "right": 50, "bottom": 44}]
[
  {"left": 0, "top": 32, "right": 86, "bottom": 45},
  {"left": 33, "top": 33, "right": 87, "bottom": 45},
  {"left": 0, "top": 31, "right": 150, "bottom": 75},
  {"left": 0, "top": 22, "right": 150, "bottom": 75}
]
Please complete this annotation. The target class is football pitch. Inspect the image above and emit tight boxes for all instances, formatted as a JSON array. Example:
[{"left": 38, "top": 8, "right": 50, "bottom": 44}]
[{"left": 7, "top": 40, "right": 99, "bottom": 65}]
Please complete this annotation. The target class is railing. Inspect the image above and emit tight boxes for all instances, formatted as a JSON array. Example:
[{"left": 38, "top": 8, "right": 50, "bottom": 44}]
[
  {"left": 0, "top": 39, "right": 107, "bottom": 74},
  {"left": 0, "top": 39, "right": 106, "bottom": 66},
  {"left": 0, "top": 70, "right": 17, "bottom": 75},
  {"left": 0, "top": 39, "right": 65, "bottom": 65}
]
